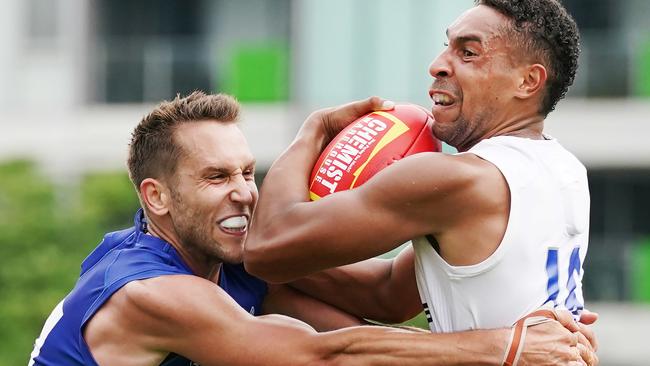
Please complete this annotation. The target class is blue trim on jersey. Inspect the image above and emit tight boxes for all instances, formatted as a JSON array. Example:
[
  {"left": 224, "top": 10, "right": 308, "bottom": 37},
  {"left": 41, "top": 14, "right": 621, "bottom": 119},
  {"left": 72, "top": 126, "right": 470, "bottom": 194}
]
[{"left": 31, "top": 209, "right": 267, "bottom": 366}]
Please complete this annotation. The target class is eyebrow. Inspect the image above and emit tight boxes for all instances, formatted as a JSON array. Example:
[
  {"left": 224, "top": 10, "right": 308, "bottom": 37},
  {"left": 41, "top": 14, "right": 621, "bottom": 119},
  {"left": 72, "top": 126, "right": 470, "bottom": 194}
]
[
  {"left": 446, "top": 29, "right": 483, "bottom": 44},
  {"left": 202, "top": 158, "right": 257, "bottom": 175},
  {"left": 245, "top": 158, "right": 257, "bottom": 169}
]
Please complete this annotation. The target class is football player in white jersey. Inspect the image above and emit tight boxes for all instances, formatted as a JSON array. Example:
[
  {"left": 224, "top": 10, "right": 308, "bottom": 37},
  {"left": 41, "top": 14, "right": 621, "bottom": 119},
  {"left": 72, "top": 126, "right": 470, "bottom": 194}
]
[{"left": 245, "top": 0, "right": 598, "bottom": 364}]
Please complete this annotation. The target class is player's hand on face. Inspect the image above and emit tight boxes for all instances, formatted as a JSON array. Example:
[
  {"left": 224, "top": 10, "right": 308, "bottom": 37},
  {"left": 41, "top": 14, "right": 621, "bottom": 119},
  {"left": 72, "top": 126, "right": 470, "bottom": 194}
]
[
  {"left": 302, "top": 96, "right": 395, "bottom": 147},
  {"left": 519, "top": 316, "right": 598, "bottom": 366}
]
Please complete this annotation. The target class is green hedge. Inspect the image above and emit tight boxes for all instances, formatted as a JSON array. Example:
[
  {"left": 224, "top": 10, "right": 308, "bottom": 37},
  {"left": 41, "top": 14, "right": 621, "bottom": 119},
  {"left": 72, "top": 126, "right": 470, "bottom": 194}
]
[{"left": 0, "top": 160, "right": 139, "bottom": 366}]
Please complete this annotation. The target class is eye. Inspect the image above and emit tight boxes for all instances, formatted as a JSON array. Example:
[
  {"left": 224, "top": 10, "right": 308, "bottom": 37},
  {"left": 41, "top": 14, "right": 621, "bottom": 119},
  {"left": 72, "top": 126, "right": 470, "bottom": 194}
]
[
  {"left": 207, "top": 173, "right": 227, "bottom": 181},
  {"left": 243, "top": 168, "right": 255, "bottom": 180},
  {"left": 462, "top": 49, "right": 477, "bottom": 58},
  {"left": 443, "top": 42, "right": 449, "bottom": 47}
]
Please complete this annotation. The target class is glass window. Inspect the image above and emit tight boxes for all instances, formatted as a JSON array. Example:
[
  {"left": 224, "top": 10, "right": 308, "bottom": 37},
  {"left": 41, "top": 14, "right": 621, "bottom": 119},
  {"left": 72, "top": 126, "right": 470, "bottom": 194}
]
[{"left": 90, "top": 0, "right": 291, "bottom": 103}]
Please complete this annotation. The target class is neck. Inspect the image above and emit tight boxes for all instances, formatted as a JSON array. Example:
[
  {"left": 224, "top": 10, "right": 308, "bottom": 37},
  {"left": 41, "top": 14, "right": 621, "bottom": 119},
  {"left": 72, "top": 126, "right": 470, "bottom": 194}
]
[
  {"left": 145, "top": 214, "right": 221, "bottom": 281},
  {"left": 457, "top": 113, "right": 545, "bottom": 152},
  {"left": 493, "top": 114, "right": 545, "bottom": 140}
]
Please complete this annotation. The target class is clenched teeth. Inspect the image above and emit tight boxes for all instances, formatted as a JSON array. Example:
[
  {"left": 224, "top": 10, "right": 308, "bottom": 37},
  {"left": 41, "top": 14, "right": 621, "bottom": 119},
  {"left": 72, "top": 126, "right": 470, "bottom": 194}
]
[
  {"left": 220, "top": 216, "right": 248, "bottom": 230},
  {"left": 432, "top": 93, "right": 453, "bottom": 106}
]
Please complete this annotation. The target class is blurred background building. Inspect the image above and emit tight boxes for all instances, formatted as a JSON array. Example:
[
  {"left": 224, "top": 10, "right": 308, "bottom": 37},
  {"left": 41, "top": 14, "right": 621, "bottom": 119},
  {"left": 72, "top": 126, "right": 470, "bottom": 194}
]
[{"left": 1, "top": 0, "right": 649, "bottom": 364}]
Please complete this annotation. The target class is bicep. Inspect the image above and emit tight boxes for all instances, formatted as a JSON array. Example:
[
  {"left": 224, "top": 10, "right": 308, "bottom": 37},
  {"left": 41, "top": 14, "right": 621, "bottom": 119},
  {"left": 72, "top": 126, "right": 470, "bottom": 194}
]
[{"left": 382, "top": 246, "right": 422, "bottom": 322}]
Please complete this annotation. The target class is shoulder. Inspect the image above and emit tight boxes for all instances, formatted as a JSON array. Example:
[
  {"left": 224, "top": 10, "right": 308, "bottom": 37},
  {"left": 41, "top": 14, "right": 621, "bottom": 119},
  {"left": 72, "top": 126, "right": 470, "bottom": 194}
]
[
  {"left": 90, "top": 274, "right": 250, "bottom": 348},
  {"left": 119, "top": 275, "right": 235, "bottom": 321},
  {"left": 90, "top": 274, "right": 242, "bottom": 340},
  {"left": 85, "top": 274, "right": 253, "bottom": 365}
]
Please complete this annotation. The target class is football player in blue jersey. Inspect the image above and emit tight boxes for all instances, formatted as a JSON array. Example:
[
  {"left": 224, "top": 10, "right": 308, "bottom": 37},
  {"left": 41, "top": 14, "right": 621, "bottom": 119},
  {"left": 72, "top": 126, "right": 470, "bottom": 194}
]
[{"left": 31, "top": 92, "right": 594, "bottom": 366}]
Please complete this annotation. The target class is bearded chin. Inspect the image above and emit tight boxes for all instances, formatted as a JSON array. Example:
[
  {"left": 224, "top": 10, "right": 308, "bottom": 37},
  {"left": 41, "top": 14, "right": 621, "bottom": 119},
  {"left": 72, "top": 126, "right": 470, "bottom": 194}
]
[
  {"left": 173, "top": 218, "right": 221, "bottom": 261},
  {"left": 433, "top": 119, "right": 470, "bottom": 150}
]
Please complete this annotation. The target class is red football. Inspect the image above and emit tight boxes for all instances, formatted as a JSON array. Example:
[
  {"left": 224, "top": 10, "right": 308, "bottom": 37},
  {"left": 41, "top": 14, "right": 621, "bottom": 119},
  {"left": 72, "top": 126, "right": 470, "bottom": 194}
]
[{"left": 309, "top": 103, "right": 441, "bottom": 200}]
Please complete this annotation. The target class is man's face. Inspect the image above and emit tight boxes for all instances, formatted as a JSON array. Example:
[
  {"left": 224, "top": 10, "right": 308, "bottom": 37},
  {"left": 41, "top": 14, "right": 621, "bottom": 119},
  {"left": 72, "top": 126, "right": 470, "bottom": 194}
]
[
  {"left": 167, "top": 121, "right": 258, "bottom": 264},
  {"left": 428, "top": 5, "right": 521, "bottom": 151}
]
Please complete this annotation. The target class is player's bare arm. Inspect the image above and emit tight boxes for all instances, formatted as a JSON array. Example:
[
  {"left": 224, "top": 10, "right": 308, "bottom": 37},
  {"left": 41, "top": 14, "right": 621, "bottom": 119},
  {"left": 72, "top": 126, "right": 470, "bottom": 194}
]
[
  {"left": 289, "top": 246, "right": 423, "bottom": 324},
  {"left": 84, "top": 274, "right": 593, "bottom": 366},
  {"left": 262, "top": 283, "right": 366, "bottom": 331},
  {"left": 244, "top": 97, "right": 508, "bottom": 282},
  {"left": 289, "top": 247, "right": 599, "bottom": 358}
]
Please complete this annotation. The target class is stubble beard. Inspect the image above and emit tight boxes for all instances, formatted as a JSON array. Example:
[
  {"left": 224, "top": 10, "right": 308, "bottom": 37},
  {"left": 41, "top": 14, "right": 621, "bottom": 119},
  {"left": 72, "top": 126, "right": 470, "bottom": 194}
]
[
  {"left": 433, "top": 107, "right": 495, "bottom": 151},
  {"left": 169, "top": 192, "right": 241, "bottom": 266},
  {"left": 433, "top": 115, "right": 472, "bottom": 150}
]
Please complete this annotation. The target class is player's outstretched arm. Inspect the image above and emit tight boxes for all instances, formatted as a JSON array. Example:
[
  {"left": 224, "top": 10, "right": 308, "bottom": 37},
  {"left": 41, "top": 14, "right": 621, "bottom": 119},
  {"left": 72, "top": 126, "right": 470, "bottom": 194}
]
[{"left": 84, "top": 275, "right": 595, "bottom": 365}]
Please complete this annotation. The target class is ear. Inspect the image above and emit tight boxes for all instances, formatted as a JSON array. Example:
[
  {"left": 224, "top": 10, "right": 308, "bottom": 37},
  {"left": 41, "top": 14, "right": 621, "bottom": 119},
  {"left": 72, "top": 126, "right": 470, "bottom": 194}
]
[
  {"left": 514, "top": 63, "right": 547, "bottom": 100},
  {"left": 140, "top": 178, "right": 171, "bottom": 216}
]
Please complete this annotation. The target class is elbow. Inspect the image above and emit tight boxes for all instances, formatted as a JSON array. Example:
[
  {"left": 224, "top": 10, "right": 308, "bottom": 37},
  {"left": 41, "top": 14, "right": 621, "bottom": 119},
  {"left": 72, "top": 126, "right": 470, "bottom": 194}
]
[
  {"left": 243, "top": 243, "right": 278, "bottom": 283},
  {"left": 243, "top": 239, "right": 298, "bottom": 284}
]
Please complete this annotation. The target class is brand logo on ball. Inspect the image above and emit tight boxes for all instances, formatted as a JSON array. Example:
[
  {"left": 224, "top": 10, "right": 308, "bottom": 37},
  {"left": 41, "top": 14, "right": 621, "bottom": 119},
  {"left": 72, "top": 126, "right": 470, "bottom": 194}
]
[{"left": 309, "top": 111, "right": 409, "bottom": 200}]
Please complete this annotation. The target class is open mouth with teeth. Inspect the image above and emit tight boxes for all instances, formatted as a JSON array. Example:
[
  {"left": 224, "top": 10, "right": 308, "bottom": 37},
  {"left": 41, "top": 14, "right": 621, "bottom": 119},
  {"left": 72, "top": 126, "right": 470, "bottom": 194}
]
[
  {"left": 219, "top": 215, "right": 248, "bottom": 234},
  {"left": 432, "top": 93, "right": 454, "bottom": 107}
]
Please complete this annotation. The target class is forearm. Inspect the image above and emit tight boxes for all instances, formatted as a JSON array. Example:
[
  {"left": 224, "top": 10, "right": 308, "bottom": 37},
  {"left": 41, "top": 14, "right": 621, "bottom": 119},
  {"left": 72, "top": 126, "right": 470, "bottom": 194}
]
[
  {"left": 290, "top": 263, "right": 388, "bottom": 319},
  {"left": 244, "top": 98, "right": 409, "bottom": 282},
  {"left": 290, "top": 262, "right": 407, "bottom": 323},
  {"left": 258, "top": 124, "right": 325, "bottom": 217},
  {"left": 245, "top": 148, "right": 400, "bottom": 282},
  {"left": 262, "top": 284, "right": 365, "bottom": 332},
  {"left": 320, "top": 326, "right": 508, "bottom": 366},
  {"left": 291, "top": 247, "right": 421, "bottom": 323},
  {"left": 244, "top": 127, "right": 325, "bottom": 281}
]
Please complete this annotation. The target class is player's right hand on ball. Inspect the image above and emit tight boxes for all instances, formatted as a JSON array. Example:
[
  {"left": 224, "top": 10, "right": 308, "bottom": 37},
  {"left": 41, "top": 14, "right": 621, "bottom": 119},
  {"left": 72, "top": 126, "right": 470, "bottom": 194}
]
[
  {"left": 520, "top": 309, "right": 598, "bottom": 366},
  {"left": 301, "top": 96, "right": 395, "bottom": 149}
]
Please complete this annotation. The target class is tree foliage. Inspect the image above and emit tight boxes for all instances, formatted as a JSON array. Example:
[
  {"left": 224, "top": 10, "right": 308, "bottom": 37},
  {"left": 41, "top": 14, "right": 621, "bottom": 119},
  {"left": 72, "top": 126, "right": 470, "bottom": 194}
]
[{"left": 0, "top": 160, "right": 138, "bottom": 366}]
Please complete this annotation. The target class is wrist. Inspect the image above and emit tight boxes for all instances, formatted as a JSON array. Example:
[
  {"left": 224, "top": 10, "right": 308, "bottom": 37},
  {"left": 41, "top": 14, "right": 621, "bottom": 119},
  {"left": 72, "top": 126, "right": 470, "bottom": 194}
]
[
  {"left": 476, "top": 328, "right": 510, "bottom": 366},
  {"left": 295, "top": 120, "right": 327, "bottom": 152},
  {"left": 496, "top": 328, "right": 510, "bottom": 365},
  {"left": 465, "top": 328, "right": 510, "bottom": 366}
]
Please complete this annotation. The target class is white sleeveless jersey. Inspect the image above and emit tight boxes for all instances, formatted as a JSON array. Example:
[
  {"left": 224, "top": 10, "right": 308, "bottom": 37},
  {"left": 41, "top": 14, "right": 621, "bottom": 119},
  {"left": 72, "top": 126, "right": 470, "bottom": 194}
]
[{"left": 412, "top": 135, "right": 589, "bottom": 332}]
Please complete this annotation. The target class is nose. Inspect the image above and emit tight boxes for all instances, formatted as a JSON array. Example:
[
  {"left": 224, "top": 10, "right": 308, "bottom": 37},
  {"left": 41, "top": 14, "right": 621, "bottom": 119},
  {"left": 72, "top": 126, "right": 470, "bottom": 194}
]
[
  {"left": 428, "top": 51, "right": 452, "bottom": 79},
  {"left": 229, "top": 174, "right": 255, "bottom": 205}
]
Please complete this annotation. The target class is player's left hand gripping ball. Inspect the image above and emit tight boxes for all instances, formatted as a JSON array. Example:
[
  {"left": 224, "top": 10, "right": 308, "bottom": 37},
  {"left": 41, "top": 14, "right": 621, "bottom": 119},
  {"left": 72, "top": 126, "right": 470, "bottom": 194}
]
[{"left": 309, "top": 104, "right": 441, "bottom": 200}]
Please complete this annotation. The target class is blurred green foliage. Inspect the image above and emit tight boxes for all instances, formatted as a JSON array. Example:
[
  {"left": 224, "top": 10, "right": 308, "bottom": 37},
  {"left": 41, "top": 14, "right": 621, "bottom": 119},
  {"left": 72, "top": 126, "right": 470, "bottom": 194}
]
[
  {"left": 631, "top": 238, "right": 650, "bottom": 302},
  {"left": 0, "top": 160, "right": 138, "bottom": 366}
]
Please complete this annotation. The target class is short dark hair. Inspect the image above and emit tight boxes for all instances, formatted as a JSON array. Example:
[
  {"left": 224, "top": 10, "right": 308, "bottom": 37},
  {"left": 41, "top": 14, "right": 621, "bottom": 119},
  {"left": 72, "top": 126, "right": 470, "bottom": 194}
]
[
  {"left": 475, "top": 0, "right": 580, "bottom": 116},
  {"left": 127, "top": 91, "right": 240, "bottom": 189}
]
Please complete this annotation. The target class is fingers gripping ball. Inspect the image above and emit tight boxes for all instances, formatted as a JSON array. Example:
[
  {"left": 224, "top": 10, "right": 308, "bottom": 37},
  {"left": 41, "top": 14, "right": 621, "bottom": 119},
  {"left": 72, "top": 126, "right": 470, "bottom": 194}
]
[{"left": 309, "top": 104, "right": 441, "bottom": 200}]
